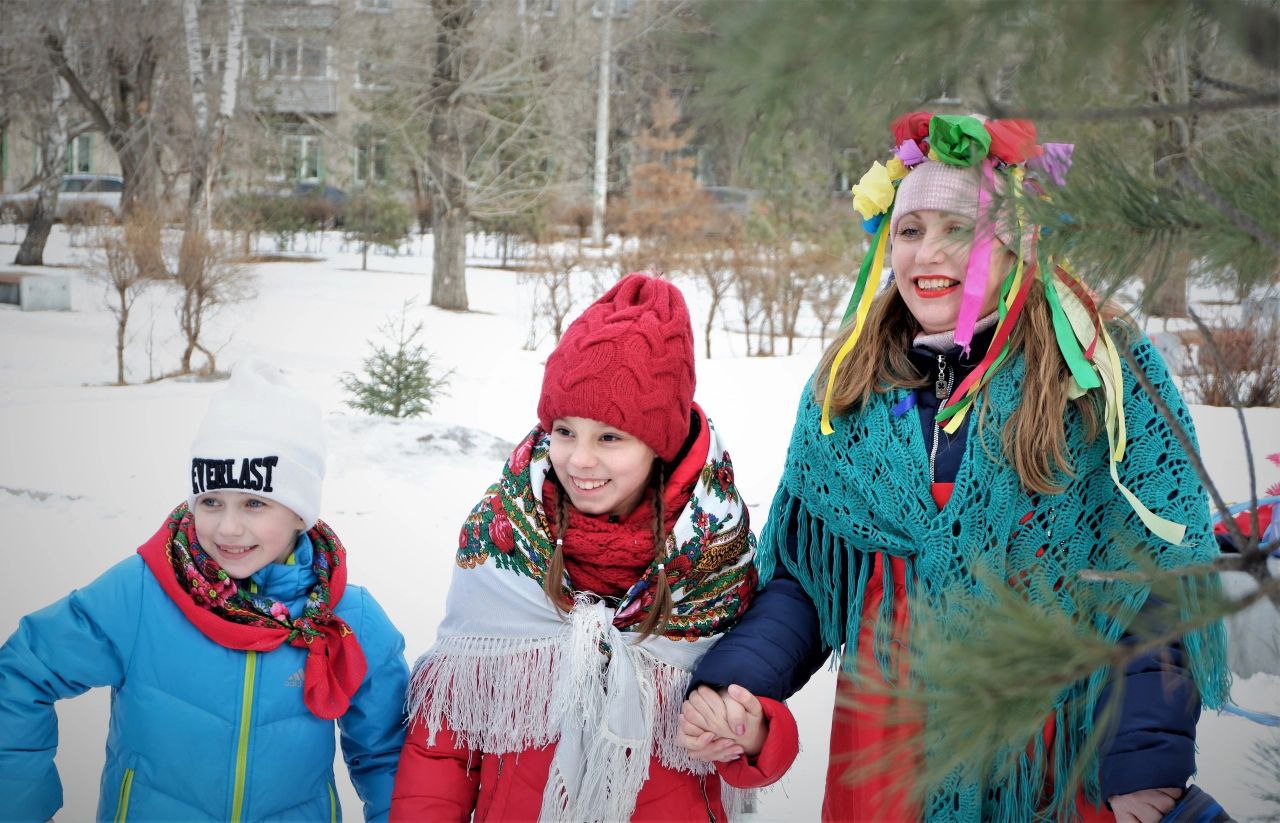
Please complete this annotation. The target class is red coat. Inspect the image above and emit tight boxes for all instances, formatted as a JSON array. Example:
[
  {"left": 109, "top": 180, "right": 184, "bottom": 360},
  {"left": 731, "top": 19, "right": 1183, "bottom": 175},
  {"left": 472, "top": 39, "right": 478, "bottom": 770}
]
[{"left": 390, "top": 696, "right": 799, "bottom": 822}]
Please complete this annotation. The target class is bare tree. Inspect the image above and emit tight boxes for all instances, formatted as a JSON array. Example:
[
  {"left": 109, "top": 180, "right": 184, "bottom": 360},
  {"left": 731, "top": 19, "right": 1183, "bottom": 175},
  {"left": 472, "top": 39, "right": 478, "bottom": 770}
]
[
  {"left": 729, "top": 244, "right": 766, "bottom": 357},
  {"left": 180, "top": 0, "right": 245, "bottom": 234},
  {"left": 0, "top": 4, "right": 83, "bottom": 266},
  {"left": 529, "top": 241, "right": 582, "bottom": 346},
  {"left": 90, "top": 222, "right": 158, "bottom": 385},
  {"left": 378, "top": 1, "right": 590, "bottom": 311},
  {"left": 11, "top": 82, "right": 73, "bottom": 266},
  {"left": 174, "top": 228, "right": 251, "bottom": 376},
  {"left": 41, "top": 0, "right": 180, "bottom": 220},
  {"left": 686, "top": 229, "right": 740, "bottom": 358}
]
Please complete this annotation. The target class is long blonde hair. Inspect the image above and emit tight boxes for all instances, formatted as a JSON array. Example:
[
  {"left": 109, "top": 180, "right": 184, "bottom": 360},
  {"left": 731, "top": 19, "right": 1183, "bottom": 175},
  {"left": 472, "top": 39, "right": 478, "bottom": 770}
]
[{"left": 814, "top": 278, "right": 1130, "bottom": 495}]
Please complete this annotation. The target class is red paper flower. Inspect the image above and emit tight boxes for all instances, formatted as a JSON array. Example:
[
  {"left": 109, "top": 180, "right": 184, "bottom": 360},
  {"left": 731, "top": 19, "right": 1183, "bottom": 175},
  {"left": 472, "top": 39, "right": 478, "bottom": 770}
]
[
  {"left": 891, "top": 111, "right": 933, "bottom": 145},
  {"left": 984, "top": 119, "right": 1043, "bottom": 165}
]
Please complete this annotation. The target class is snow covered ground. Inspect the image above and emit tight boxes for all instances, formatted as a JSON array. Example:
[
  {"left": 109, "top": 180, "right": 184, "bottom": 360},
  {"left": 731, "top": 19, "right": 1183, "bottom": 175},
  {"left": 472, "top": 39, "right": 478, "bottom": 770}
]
[{"left": 1, "top": 227, "right": 1277, "bottom": 821}]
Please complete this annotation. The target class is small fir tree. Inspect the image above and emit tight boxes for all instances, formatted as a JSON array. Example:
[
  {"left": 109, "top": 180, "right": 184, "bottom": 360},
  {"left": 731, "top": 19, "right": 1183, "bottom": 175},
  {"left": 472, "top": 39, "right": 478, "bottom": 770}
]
[{"left": 341, "top": 302, "right": 451, "bottom": 418}]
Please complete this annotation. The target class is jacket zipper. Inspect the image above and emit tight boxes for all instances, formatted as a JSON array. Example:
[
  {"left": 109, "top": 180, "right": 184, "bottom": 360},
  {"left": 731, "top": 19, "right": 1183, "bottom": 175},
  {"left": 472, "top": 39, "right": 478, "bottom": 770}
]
[
  {"left": 698, "top": 776, "right": 716, "bottom": 823},
  {"left": 231, "top": 581, "right": 260, "bottom": 823},
  {"left": 929, "top": 353, "right": 954, "bottom": 484},
  {"left": 113, "top": 767, "right": 135, "bottom": 823}
]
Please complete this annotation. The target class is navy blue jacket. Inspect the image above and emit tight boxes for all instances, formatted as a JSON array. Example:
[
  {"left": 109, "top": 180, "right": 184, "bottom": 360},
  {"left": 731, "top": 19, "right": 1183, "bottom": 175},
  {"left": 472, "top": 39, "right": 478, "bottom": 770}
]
[{"left": 691, "top": 328, "right": 1200, "bottom": 799}]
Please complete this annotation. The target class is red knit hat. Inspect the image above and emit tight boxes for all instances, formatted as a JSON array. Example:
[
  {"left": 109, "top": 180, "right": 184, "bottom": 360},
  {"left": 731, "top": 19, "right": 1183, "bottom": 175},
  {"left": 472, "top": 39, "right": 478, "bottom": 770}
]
[{"left": 538, "top": 273, "right": 696, "bottom": 462}]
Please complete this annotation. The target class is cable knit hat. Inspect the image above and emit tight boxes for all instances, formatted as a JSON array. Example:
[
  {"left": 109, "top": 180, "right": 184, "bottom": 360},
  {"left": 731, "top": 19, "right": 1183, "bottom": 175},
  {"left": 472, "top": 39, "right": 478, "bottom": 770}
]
[
  {"left": 538, "top": 273, "right": 696, "bottom": 462},
  {"left": 188, "top": 358, "right": 327, "bottom": 527}
]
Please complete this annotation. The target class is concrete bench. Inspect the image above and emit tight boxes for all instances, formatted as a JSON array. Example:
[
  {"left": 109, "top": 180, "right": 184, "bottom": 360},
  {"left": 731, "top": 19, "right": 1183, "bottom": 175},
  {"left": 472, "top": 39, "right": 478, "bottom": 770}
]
[{"left": 0, "top": 270, "right": 71, "bottom": 311}]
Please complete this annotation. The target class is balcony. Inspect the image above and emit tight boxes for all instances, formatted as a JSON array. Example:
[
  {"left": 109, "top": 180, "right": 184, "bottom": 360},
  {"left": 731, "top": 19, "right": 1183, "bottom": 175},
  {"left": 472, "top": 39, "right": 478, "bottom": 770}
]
[
  {"left": 252, "top": 78, "right": 339, "bottom": 115},
  {"left": 254, "top": 1, "right": 339, "bottom": 30}
]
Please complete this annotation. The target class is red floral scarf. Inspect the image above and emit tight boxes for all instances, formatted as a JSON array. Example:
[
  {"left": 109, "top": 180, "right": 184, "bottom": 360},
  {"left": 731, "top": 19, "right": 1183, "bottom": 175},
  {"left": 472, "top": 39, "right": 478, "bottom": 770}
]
[{"left": 137, "top": 503, "right": 366, "bottom": 719}]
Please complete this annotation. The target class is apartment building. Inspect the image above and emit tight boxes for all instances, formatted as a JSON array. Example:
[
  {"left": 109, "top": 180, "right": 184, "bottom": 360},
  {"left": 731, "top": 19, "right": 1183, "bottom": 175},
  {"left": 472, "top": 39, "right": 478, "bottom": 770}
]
[{"left": 1, "top": 0, "right": 654, "bottom": 202}]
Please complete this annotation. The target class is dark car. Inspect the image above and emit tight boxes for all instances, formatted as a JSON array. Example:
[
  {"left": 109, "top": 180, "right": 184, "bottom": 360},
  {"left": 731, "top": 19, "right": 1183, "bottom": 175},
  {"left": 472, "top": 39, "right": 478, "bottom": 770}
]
[
  {"left": 290, "top": 183, "right": 347, "bottom": 227},
  {"left": 702, "top": 186, "right": 761, "bottom": 235}
]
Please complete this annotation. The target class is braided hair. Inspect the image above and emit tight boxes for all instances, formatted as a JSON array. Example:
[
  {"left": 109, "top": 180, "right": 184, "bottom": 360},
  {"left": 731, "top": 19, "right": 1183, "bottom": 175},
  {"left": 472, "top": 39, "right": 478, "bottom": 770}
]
[{"left": 543, "top": 462, "right": 674, "bottom": 639}]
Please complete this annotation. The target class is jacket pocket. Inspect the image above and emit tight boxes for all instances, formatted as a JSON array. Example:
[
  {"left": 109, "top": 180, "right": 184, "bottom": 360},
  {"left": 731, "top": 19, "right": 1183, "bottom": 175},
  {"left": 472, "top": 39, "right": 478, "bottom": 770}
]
[{"left": 113, "top": 768, "right": 135, "bottom": 823}]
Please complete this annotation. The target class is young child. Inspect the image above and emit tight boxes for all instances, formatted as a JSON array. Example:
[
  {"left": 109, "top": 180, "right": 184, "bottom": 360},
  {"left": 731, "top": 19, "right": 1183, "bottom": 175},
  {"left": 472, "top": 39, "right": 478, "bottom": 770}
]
[
  {"left": 0, "top": 359, "right": 409, "bottom": 822},
  {"left": 390, "top": 274, "right": 799, "bottom": 822}
]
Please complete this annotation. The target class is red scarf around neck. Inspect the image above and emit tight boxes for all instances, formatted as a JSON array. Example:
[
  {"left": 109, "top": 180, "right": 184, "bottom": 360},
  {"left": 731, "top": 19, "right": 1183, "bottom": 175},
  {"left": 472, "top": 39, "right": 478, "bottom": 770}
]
[{"left": 137, "top": 504, "right": 367, "bottom": 720}]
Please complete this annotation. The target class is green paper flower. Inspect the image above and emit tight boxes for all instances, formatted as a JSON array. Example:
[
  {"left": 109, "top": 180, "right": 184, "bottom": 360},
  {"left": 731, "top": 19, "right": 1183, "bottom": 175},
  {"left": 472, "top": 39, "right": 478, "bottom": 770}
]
[{"left": 928, "top": 115, "right": 991, "bottom": 167}]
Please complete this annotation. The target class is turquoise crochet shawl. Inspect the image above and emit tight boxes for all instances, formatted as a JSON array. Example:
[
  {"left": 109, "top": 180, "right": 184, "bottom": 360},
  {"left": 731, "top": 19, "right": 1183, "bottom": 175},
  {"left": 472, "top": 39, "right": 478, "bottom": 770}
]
[{"left": 759, "top": 336, "right": 1229, "bottom": 821}]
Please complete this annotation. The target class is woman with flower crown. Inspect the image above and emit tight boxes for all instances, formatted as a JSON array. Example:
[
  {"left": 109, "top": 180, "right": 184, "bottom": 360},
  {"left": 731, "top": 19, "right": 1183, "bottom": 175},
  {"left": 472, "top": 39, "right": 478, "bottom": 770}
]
[{"left": 676, "top": 112, "right": 1230, "bottom": 823}]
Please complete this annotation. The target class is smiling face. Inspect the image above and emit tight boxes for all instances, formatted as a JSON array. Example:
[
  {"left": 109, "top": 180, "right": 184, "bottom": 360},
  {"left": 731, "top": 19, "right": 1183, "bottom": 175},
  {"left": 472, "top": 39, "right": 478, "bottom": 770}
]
[
  {"left": 192, "top": 491, "right": 304, "bottom": 579},
  {"left": 890, "top": 209, "right": 1015, "bottom": 335},
  {"left": 548, "top": 417, "right": 657, "bottom": 518}
]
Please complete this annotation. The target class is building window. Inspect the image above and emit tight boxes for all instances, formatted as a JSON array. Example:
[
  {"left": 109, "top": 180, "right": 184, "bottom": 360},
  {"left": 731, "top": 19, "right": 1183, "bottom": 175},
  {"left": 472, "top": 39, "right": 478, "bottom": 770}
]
[
  {"left": 251, "top": 36, "right": 331, "bottom": 80},
  {"left": 519, "top": 0, "right": 556, "bottom": 16},
  {"left": 353, "top": 138, "right": 388, "bottom": 186},
  {"left": 284, "top": 134, "right": 322, "bottom": 181},
  {"left": 592, "top": 0, "right": 632, "bottom": 18},
  {"left": 65, "top": 134, "right": 92, "bottom": 174},
  {"left": 355, "top": 58, "right": 390, "bottom": 91}
]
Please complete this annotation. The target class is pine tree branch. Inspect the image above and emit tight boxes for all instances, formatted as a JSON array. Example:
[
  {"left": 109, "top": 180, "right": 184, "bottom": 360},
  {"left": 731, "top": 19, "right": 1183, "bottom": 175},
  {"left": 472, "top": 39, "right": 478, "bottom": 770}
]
[
  {"left": 984, "top": 92, "right": 1280, "bottom": 123},
  {"left": 1191, "top": 68, "right": 1274, "bottom": 97},
  {"left": 1117, "top": 346, "right": 1252, "bottom": 559},
  {"left": 1187, "top": 308, "right": 1265, "bottom": 540},
  {"left": 1175, "top": 164, "right": 1280, "bottom": 255}
]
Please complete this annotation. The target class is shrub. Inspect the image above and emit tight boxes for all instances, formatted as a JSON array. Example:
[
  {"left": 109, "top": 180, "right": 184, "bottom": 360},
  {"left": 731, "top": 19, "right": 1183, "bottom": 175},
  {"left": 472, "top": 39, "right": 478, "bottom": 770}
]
[
  {"left": 344, "top": 192, "right": 412, "bottom": 270},
  {"left": 1184, "top": 322, "right": 1280, "bottom": 407}
]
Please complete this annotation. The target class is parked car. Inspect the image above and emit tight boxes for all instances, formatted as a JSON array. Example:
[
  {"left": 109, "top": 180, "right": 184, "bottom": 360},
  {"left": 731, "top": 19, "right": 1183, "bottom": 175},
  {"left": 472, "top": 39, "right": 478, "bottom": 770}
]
[
  {"left": 703, "top": 186, "right": 762, "bottom": 235},
  {"left": 291, "top": 183, "right": 348, "bottom": 227},
  {"left": 0, "top": 174, "right": 124, "bottom": 221}
]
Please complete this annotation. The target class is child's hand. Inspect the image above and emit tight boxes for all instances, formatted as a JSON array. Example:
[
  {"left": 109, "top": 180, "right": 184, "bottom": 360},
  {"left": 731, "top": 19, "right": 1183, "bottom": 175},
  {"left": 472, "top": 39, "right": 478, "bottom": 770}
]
[
  {"left": 678, "top": 684, "right": 767, "bottom": 761},
  {"left": 1108, "top": 787, "right": 1181, "bottom": 823}
]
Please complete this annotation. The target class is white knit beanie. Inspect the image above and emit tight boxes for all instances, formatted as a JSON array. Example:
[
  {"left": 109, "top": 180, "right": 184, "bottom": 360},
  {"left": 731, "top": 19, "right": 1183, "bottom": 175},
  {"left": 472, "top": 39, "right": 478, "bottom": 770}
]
[
  {"left": 188, "top": 358, "right": 326, "bottom": 527},
  {"left": 889, "top": 160, "right": 1022, "bottom": 251}
]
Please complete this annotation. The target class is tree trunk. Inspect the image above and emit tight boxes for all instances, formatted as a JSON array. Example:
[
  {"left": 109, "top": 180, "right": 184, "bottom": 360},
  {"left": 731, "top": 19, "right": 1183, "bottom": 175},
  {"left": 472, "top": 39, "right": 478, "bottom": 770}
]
[
  {"left": 425, "top": 0, "right": 472, "bottom": 311},
  {"left": 705, "top": 293, "right": 720, "bottom": 359},
  {"left": 431, "top": 204, "right": 469, "bottom": 310},
  {"left": 114, "top": 294, "right": 129, "bottom": 385},
  {"left": 14, "top": 145, "right": 62, "bottom": 266},
  {"left": 15, "top": 198, "right": 56, "bottom": 265}
]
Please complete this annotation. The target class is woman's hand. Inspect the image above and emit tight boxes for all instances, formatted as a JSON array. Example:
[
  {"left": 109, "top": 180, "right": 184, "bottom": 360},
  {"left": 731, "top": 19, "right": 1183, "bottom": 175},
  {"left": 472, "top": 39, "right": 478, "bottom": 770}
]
[
  {"left": 1109, "top": 787, "right": 1181, "bottom": 823},
  {"left": 678, "top": 684, "right": 767, "bottom": 762}
]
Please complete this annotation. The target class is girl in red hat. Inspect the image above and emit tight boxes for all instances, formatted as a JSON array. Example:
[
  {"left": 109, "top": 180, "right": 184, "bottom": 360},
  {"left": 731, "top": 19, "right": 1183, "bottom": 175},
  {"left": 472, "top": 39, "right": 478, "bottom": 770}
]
[{"left": 390, "top": 273, "right": 799, "bottom": 822}]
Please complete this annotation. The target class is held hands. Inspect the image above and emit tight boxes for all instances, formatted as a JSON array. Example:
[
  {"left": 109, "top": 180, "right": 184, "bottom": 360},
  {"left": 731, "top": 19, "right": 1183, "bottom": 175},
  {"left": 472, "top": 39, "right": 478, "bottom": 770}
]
[
  {"left": 678, "top": 684, "right": 767, "bottom": 763},
  {"left": 1109, "top": 788, "right": 1182, "bottom": 823}
]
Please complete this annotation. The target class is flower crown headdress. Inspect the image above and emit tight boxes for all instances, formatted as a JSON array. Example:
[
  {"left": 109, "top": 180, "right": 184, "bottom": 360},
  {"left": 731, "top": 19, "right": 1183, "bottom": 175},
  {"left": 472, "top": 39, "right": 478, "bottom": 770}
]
[{"left": 823, "top": 111, "right": 1185, "bottom": 544}]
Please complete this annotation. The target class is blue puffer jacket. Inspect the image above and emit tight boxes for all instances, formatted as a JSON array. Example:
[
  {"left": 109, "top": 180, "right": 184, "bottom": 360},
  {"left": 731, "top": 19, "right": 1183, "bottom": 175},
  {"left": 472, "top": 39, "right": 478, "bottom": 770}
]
[{"left": 0, "top": 530, "right": 409, "bottom": 822}]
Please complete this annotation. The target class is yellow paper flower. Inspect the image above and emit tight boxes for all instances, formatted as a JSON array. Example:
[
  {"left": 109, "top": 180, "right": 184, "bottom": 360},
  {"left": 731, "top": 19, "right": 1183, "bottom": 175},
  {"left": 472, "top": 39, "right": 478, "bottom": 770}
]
[
  {"left": 886, "top": 157, "right": 907, "bottom": 181},
  {"left": 851, "top": 161, "right": 895, "bottom": 220}
]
